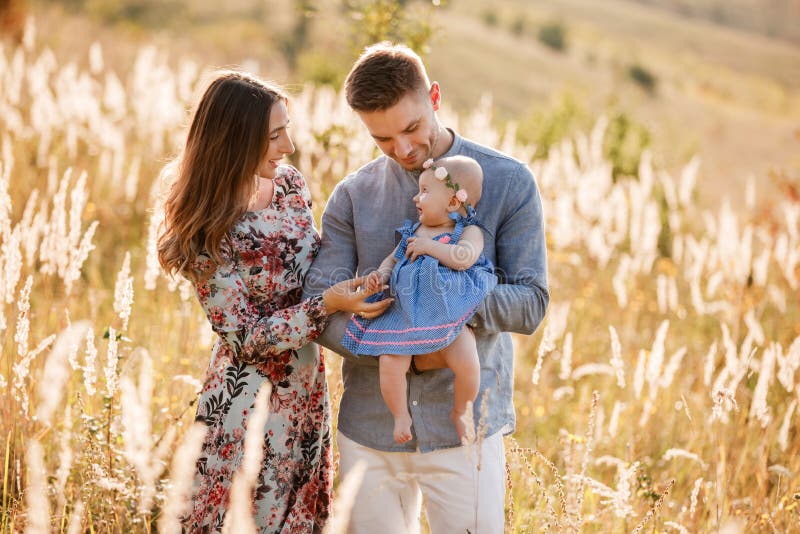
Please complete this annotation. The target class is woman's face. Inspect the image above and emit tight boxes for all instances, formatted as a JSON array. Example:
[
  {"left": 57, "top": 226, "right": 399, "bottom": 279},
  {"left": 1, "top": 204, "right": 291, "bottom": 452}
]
[
  {"left": 256, "top": 100, "right": 295, "bottom": 180},
  {"left": 413, "top": 169, "right": 454, "bottom": 227}
]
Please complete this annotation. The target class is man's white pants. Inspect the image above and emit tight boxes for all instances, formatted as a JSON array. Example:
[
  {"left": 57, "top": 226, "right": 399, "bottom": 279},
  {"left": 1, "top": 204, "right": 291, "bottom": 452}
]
[{"left": 337, "top": 432, "right": 506, "bottom": 534}]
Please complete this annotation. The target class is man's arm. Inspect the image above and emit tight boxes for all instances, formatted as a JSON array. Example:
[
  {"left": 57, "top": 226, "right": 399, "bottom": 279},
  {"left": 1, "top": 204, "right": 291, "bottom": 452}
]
[
  {"left": 303, "top": 181, "right": 361, "bottom": 360},
  {"left": 471, "top": 165, "right": 549, "bottom": 335}
]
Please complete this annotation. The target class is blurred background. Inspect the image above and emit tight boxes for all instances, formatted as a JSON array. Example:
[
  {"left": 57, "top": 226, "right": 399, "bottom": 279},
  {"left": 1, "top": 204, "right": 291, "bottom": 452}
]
[
  {"left": 1, "top": 1, "right": 800, "bottom": 531},
  {"left": 3, "top": 0, "right": 799, "bottom": 207}
]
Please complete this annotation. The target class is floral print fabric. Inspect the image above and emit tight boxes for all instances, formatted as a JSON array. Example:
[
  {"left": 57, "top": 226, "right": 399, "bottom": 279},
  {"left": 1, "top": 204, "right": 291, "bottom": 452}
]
[{"left": 184, "top": 166, "right": 332, "bottom": 533}]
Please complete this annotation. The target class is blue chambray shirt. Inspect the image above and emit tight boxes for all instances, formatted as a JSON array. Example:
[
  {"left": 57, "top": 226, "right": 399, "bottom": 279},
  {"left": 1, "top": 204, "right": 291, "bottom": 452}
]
[{"left": 303, "top": 131, "right": 549, "bottom": 452}]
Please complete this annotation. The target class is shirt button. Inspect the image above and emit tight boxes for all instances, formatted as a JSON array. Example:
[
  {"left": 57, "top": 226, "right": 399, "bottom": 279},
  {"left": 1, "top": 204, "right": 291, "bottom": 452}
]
[{"left": 412, "top": 400, "right": 418, "bottom": 406}]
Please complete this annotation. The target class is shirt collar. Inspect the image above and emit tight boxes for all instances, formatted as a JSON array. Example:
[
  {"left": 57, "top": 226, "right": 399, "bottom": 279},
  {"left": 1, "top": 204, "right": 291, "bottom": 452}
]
[{"left": 439, "top": 128, "right": 462, "bottom": 159}]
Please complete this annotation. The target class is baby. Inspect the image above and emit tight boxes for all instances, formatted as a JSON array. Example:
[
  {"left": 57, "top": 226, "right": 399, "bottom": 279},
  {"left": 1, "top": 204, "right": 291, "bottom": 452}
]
[{"left": 342, "top": 155, "right": 497, "bottom": 443}]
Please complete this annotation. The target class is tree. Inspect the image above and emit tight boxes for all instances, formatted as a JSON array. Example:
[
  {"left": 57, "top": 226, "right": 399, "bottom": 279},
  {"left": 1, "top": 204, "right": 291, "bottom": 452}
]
[{"left": 343, "top": 0, "right": 444, "bottom": 58}]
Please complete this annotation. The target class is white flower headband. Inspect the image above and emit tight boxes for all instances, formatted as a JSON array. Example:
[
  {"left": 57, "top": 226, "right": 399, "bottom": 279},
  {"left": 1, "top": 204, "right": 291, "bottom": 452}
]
[{"left": 423, "top": 158, "right": 469, "bottom": 204}]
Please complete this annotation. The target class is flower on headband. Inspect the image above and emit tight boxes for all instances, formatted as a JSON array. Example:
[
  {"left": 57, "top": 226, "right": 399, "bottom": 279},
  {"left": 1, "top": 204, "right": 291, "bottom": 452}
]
[{"left": 424, "top": 158, "right": 472, "bottom": 207}]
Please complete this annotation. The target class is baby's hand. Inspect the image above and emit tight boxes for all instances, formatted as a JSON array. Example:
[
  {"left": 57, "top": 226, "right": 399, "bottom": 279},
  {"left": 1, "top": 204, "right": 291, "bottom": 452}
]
[
  {"left": 405, "top": 236, "right": 435, "bottom": 262},
  {"left": 365, "top": 270, "right": 387, "bottom": 292}
]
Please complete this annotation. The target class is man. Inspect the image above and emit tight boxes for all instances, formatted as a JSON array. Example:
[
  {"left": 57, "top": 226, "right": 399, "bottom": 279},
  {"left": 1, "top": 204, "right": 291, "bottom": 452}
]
[{"left": 303, "top": 42, "right": 548, "bottom": 533}]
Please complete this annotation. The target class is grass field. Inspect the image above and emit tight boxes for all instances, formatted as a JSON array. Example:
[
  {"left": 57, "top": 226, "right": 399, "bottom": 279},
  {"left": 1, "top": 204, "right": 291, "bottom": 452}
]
[
  {"left": 26, "top": 0, "right": 800, "bottom": 210},
  {"left": 1, "top": 2, "right": 799, "bottom": 533}
]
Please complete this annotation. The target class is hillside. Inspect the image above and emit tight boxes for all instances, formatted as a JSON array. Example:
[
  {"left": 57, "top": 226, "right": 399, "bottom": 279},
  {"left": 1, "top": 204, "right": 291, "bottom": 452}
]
[
  {"left": 428, "top": 0, "right": 800, "bottom": 206},
  {"left": 628, "top": 0, "right": 800, "bottom": 45}
]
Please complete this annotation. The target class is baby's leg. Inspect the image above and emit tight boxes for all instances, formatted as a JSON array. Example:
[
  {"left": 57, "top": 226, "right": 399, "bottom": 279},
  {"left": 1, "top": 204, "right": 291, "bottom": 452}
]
[
  {"left": 440, "top": 329, "right": 480, "bottom": 441},
  {"left": 379, "top": 354, "right": 413, "bottom": 443}
]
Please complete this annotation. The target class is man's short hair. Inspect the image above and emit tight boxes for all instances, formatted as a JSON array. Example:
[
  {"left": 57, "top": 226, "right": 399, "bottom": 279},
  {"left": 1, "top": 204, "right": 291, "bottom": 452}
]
[{"left": 345, "top": 42, "right": 431, "bottom": 112}]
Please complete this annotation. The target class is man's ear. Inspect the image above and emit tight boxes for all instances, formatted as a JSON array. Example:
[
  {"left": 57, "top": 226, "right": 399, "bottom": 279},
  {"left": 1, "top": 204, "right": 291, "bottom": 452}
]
[{"left": 430, "top": 82, "right": 441, "bottom": 111}]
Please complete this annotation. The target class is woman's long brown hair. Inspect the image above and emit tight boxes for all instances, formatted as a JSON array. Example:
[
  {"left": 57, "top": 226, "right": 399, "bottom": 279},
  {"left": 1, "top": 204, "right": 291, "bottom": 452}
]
[{"left": 157, "top": 71, "right": 287, "bottom": 281}]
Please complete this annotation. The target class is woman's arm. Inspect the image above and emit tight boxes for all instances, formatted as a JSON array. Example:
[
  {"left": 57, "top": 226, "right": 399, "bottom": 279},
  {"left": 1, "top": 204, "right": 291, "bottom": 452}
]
[
  {"left": 195, "top": 257, "right": 330, "bottom": 365},
  {"left": 195, "top": 258, "right": 385, "bottom": 365},
  {"left": 405, "top": 225, "right": 483, "bottom": 271}
]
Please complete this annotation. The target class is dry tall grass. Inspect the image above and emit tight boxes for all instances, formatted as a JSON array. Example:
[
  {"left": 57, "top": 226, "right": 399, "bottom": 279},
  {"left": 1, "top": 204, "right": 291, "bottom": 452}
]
[{"left": 0, "top": 18, "right": 798, "bottom": 533}]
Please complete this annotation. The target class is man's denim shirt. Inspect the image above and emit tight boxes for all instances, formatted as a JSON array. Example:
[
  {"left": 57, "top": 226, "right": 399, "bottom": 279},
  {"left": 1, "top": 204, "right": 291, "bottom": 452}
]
[{"left": 303, "top": 132, "right": 549, "bottom": 452}]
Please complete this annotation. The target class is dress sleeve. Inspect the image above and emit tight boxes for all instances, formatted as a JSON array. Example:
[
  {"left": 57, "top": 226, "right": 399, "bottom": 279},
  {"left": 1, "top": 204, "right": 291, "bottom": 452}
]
[{"left": 194, "top": 251, "right": 330, "bottom": 366}]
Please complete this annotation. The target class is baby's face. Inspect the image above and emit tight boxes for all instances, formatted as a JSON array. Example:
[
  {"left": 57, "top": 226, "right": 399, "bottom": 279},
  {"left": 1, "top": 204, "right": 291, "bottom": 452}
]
[{"left": 413, "top": 169, "right": 454, "bottom": 227}]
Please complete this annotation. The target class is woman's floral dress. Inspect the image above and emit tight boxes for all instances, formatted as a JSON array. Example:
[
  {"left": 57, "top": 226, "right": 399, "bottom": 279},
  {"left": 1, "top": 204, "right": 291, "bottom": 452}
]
[{"left": 183, "top": 165, "right": 332, "bottom": 533}]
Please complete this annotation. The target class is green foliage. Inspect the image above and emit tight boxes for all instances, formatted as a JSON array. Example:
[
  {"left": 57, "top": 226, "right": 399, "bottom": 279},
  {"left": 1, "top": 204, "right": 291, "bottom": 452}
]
[
  {"left": 48, "top": 0, "right": 90, "bottom": 12},
  {"left": 279, "top": 0, "right": 316, "bottom": 69},
  {"left": 510, "top": 16, "right": 525, "bottom": 37},
  {"left": 83, "top": 0, "right": 186, "bottom": 28},
  {"left": 637, "top": 471, "right": 661, "bottom": 502},
  {"left": 515, "top": 98, "right": 654, "bottom": 201},
  {"left": 343, "top": 0, "right": 444, "bottom": 57},
  {"left": 297, "top": 50, "right": 347, "bottom": 88},
  {"left": 655, "top": 185, "right": 673, "bottom": 259},
  {"left": 628, "top": 63, "right": 657, "bottom": 94},
  {"left": 517, "top": 92, "right": 587, "bottom": 160},
  {"left": 604, "top": 111, "right": 651, "bottom": 179},
  {"left": 481, "top": 9, "right": 498, "bottom": 27},
  {"left": 537, "top": 21, "right": 566, "bottom": 52}
]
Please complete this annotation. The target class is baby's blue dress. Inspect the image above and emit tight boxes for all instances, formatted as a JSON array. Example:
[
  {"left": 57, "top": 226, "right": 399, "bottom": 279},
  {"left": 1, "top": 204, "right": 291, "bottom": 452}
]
[{"left": 342, "top": 208, "right": 497, "bottom": 356}]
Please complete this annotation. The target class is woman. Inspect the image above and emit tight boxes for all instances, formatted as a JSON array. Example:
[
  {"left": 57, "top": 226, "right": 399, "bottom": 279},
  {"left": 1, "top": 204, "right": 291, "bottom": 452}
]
[{"left": 157, "top": 71, "right": 389, "bottom": 532}]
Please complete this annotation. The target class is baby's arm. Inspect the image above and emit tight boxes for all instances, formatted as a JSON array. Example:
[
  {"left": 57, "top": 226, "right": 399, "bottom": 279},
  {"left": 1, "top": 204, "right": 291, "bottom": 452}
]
[
  {"left": 366, "top": 245, "right": 399, "bottom": 291},
  {"left": 406, "top": 226, "right": 483, "bottom": 271}
]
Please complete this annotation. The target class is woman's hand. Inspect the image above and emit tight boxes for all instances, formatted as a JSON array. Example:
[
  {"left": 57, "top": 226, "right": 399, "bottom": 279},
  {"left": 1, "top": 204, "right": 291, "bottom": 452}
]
[
  {"left": 322, "top": 275, "right": 393, "bottom": 319},
  {"left": 405, "top": 236, "right": 435, "bottom": 262}
]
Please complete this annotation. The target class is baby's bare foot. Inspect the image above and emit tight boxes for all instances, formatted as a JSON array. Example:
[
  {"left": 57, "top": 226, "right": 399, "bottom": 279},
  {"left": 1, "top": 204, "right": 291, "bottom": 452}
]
[{"left": 393, "top": 414, "right": 413, "bottom": 443}]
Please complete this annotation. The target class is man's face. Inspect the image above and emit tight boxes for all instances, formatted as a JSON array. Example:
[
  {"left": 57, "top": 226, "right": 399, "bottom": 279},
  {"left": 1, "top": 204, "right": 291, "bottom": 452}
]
[{"left": 356, "top": 85, "right": 440, "bottom": 171}]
